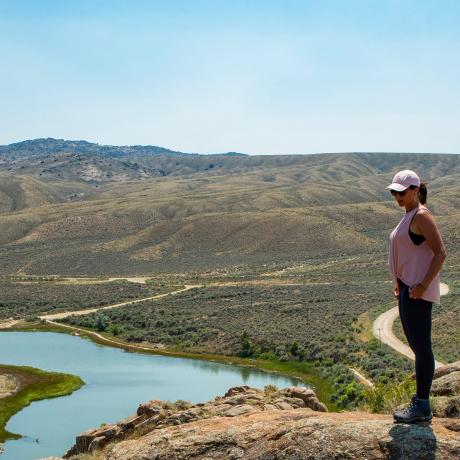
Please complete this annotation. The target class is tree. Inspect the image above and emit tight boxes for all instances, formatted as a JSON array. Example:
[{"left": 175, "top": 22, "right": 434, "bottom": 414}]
[
  {"left": 237, "top": 331, "right": 257, "bottom": 358},
  {"left": 290, "top": 341, "right": 299, "bottom": 357},
  {"left": 95, "top": 314, "right": 108, "bottom": 332}
]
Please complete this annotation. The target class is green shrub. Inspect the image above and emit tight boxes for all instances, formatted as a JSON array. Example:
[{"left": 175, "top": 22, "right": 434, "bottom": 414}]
[{"left": 361, "top": 373, "right": 417, "bottom": 414}]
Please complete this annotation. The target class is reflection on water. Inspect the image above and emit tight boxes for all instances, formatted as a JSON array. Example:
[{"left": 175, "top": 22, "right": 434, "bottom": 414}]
[
  {"left": 0, "top": 331, "right": 302, "bottom": 460},
  {"left": 188, "top": 357, "right": 257, "bottom": 383}
]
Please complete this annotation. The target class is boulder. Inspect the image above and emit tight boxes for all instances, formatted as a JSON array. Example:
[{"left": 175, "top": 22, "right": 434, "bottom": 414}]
[
  {"left": 136, "top": 399, "right": 163, "bottom": 416},
  {"left": 224, "top": 404, "right": 258, "bottom": 417},
  {"left": 280, "top": 386, "right": 328, "bottom": 412},
  {"left": 412, "top": 361, "right": 460, "bottom": 381},
  {"left": 224, "top": 386, "right": 252, "bottom": 397},
  {"left": 434, "top": 361, "right": 460, "bottom": 380},
  {"left": 432, "top": 371, "right": 460, "bottom": 397},
  {"left": 432, "top": 396, "right": 460, "bottom": 418}
]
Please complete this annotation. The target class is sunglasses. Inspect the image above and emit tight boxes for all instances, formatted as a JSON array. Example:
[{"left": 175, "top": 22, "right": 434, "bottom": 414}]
[
  {"left": 390, "top": 185, "right": 416, "bottom": 197},
  {"left": 390, "top": 189, "right": 408, "bottom": 197}
]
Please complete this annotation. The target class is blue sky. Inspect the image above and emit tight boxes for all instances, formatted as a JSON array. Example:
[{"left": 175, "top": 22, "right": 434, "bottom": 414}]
[{"left": 1, "top": 1, "right": 459, "bottom": 154}]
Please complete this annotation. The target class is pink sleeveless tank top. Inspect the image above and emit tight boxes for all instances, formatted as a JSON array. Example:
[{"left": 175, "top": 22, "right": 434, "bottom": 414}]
[{"left": 388, "top": 204, "right": 440, "bottom": 304}]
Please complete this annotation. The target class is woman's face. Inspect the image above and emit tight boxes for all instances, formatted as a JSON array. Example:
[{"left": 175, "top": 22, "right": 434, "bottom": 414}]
[{"left": 392, "top": 186, "right": 419, "bottom": 208}]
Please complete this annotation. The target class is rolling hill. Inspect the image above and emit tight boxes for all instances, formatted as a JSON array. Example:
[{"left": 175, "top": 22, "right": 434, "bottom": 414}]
[{"left": 0, "top": 139, "right": 459, "bottom": 276}]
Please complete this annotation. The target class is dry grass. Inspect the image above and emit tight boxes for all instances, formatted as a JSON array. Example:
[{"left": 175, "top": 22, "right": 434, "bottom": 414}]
[
  {"left": 0, "top": 375, "right": 18, "bottom": 398},
  {"left": 354, "top": 311, "right": 374, "bottom": 343}
]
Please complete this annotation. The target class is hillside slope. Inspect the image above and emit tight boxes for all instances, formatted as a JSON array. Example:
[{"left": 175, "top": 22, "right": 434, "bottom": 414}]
[{"left": 0, "top": 146, "right": 459, "bottom": 275}]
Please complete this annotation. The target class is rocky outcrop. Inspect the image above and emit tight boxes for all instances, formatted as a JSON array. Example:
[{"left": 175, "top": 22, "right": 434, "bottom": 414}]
[
  {"left": 433, "top": 361, "right": 460, "bottom": 380},
  {"left": 430, "top": 361, "right": 460, "bottom": 418},
  {"left": 106, "top": 410, "right": 460, "bottom": 460},
  {"left": 60, "top": 384, "right": 460, "bottom": 460},
  {"left": 64, "top": 385, "right": 326, "bottom": 458}
]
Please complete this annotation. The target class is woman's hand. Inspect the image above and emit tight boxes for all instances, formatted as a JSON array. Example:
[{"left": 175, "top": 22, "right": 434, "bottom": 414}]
[
  {"left": 393, "top": 285, "right": 400, "bottom": 298},
  {"left": 409, "top": 283, "right": 425, "bottom": 299}
]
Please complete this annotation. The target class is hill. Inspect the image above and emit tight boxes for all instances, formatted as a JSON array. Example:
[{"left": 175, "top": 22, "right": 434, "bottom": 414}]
[{"left": 0, "top": 141, "right": 459, "bottom": 275}]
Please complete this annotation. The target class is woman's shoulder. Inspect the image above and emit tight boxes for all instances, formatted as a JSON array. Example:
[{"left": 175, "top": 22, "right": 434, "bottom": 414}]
[
  {"left": 416, "top": 205, "right": 432, "bottom": 217},
  {"left": 413, "top": 205, "right": 437, "bottom": 228}
]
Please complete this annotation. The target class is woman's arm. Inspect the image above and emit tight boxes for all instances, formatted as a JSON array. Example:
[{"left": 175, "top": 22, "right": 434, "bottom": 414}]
[{"left": 409, "top": 210, "right": 447, "bottom": 299}]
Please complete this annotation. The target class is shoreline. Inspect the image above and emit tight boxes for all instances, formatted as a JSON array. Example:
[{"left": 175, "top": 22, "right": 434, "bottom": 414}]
[
  {"left": 0, "top": 364, "right": 84, "bottom": 443},
  {"left": 2, "top": 320, "right": 339, "bottom": 412}
]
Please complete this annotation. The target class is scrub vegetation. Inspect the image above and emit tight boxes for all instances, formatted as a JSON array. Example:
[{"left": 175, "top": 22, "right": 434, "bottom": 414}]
[
  {"left": 0, "top": 278, "right": 181, "bottom": 320},
  {"left": 57, "top": 263, "right": 418, "bottom": 409}
]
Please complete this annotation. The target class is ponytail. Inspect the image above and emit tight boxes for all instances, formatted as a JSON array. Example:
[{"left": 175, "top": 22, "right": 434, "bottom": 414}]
[{"left": 418, "top": 182, "right": 428, "bottom": 204}]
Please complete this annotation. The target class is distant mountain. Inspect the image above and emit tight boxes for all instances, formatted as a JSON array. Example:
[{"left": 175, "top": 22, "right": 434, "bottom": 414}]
[
  {"left": 0, "top": 138, "right": 257, "bottom": 184},
  {"left": 1, "top": 138, "right": 458, "bottom": 187},
  {"left": 0, "top": 142, "right": 459, "bottom": 276},
  {"left": 0, "top": 138, "right": 249, "bottom": 160},
  {"left": 0, "top": 138, "right": 186, "bottom": 157}
]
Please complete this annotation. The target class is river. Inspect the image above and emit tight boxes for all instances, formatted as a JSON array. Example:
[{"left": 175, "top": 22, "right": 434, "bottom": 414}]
[{"left": 0, "top": 331, "right": 301, "bottom": 459}]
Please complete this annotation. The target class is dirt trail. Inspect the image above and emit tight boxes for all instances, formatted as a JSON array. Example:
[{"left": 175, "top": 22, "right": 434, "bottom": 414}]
[
  {"left": 38, "top": 284, "right": 202, "bottom": 321},
  {"left": 37, "top": 281, "right": 334, "bottom": 322},
  {"left": 107, "top": 277, "right": 150, "bottom": 284},
  {"left": 372, "top": 282, "right": 449, "bottom": 369},
  {"left": 349, "top": 368, "right": 374, "bottom": 388},
  {"left": 44, "top": 319, "right": 185, "bottom": 355},
  {"left": 0, "top": 319, "right": 20, "bottom": 329},
  {"left": 0, "top": 280, "right": 316, "bottom": 327}
]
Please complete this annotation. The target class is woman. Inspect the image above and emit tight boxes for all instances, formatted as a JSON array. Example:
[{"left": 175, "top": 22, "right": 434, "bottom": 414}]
[{"left": 387, "top": 169, "right": 446, "bottom": 423}]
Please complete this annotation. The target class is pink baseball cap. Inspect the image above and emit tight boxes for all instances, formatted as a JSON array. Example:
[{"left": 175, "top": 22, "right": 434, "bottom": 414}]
[{"left": 386, "top": 169, "right": 421, "bottom": 192}]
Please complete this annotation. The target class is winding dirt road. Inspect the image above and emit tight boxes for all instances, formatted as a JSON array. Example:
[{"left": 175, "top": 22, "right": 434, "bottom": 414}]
[
  {"left": 38, "top": 284, "right": 202, "bottom": 321},
  {"left": 372, "top": 282, "right": 450, "bottom": 369}
]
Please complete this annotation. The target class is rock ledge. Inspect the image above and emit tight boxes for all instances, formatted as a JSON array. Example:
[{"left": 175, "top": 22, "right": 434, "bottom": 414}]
[{"left": 59, "top": 382, "right": 460, "bottom": 460}]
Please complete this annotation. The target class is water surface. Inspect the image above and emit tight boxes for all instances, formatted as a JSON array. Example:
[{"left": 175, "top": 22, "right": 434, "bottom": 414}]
[{"left": 0, "top": 331, "right": 302, "bottom": 459}]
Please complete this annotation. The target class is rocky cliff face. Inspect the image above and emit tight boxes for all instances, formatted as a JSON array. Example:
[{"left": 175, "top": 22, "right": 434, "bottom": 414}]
[{"left": 55, "top": 362, "right": 460, "bottom": 460}]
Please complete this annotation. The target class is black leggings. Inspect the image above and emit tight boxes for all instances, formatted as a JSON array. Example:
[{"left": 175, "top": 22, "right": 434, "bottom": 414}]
[{"left": 397, "top": 279, "right": 435, "bottom": 399}]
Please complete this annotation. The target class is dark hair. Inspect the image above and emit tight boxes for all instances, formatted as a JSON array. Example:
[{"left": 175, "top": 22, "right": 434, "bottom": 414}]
[
  {"left": 407, "top": 183, "right": 427, "bottom": 204},
  {"left": 418, "top": 182, "right": 428, "bottom": 204}
]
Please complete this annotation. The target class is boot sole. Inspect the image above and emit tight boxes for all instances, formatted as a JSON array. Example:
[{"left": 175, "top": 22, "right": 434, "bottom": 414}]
[{"left": 393, "top": 413, "right": 433, "bottom": 423}]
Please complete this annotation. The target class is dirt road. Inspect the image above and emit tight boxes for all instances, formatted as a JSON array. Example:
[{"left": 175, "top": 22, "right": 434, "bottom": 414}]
[
  {"left": 372, "top": 282, "right": 449, "bottom": 368},
  {"left": 38, "top": 284, "right": 202, "bottom": 321}
]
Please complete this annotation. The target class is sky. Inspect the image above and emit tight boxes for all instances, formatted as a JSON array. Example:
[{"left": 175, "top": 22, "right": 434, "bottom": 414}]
[{"left": 0, "top": 0, "right": 459, "bottom": 155}]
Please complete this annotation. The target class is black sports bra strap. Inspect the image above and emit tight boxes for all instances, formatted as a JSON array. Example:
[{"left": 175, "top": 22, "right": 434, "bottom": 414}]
[{"left": 408, "top": 208, "right": 426, "bottom": 246}]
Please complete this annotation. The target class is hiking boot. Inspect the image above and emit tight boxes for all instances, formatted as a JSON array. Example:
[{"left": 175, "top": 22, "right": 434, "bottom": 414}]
[{"left": 393, "top": 394, "right": 433, "bottom": 423}]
